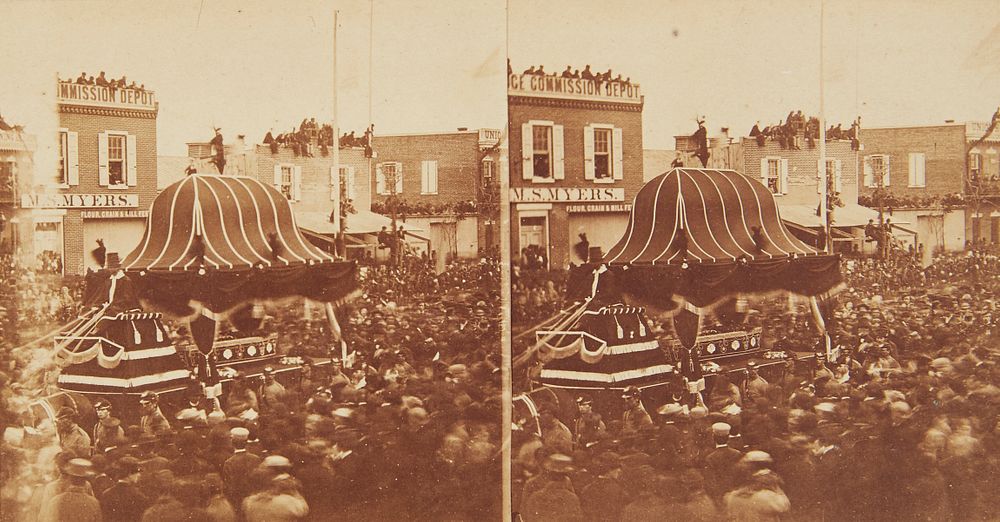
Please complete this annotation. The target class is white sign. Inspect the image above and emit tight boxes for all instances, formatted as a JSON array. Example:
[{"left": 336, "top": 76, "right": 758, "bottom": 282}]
[
  {"left": 509, "top": 187, "right": 625, "bottom": 203},
  {"left": 21, "top": 193, "right": 139, "bottom": 209},
  {"left": 508, "top": 74, "right": 642, "bottom": 103},
  {"left": 58, "top": 83, "right": 157, "bottom": 110},
  {"left": 566, "top": 203, "right": 633, "bottom": 213},
  {"left": 81, "top": 209, "right": 150, "bottom": 219}
]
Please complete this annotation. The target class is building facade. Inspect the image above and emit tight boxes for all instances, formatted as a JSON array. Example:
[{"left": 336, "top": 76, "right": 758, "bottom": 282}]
[
  {"left": 371, "top": 129, "right": 501, "bottom": 260},
  {"left": 965, "top": 121, "right": 1000, "bottom": 246},
  {"left": 856, "top": 124, "right": 969, "bottom": 255},
  {"left": 508, "top": 70, "right": 644, "bottom": 269},
  {"left": 15, "top": 81, "right": 158, "bottom": 275}
]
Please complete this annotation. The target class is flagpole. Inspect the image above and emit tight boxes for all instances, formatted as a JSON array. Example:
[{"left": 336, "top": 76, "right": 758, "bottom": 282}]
[
  {"left": 818, "top": 0, "right": 829, "bottom": 253},
  {"left": 333, "top": 10, "right": 342, "bottom": 249}
]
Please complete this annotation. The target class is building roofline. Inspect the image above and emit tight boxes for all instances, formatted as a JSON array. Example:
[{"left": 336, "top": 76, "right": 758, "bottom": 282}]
[{"left": 373, "top": 129, "right": 493, "bottom": 138}]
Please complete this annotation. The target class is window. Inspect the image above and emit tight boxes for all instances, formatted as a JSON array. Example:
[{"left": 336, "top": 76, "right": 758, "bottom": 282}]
[
  {"left": 824, "top": 158, "right": 842, "bottom": 193},
  {"left": 58, "top": 131, "right": 68, "bottom": 185},
  {"left": 759, "top": 157, "right": 788, "bottom": 195},
  {"left": 0, "top": 161, "right": 13, "bottom": 201},
  {"left": 521, "top": 121, "right": 564, "bottom": 181},
  {"left": 970, "top": 153, "right": 982, "bottom": 178},
  {"left": 532, "top": 126, "right": 552, "bottom": 179},
  {"left": 98, "top": 131, "right": 135, "bottom": 187},
  {"left": 273, "top": 164, "right": 301, "bottom": 201},
  {"left": 339, "top": 165, "right": 356, "bottom": 200},
  {"left": 377, "top": 162, "right": 403, "bottom": 195},
  {"left": 107, "top": 135, "right": 125, "bottom": 185},
  {"left": 594, "top": 129, "right": 611, "bottom": 179},
  {"left": 908, "top": 152, "right": 926, "bottom": 188},
  {"left": 482, "top": 158, "right": 495, "bottom": 188},
  {"left": 421, "top": 160, "right": 439, "bottom": 195},
  {"left": 864, "top": 154, "right": 890, "bottom": 188}
]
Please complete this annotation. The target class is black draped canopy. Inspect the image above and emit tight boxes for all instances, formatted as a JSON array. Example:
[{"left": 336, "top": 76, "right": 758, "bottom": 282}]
[
  {"left": 568, "top": 168, "right": 843, "bottom": 310},
  {"left": 121, "top": 174, "right": 358, "bottom": 317}
]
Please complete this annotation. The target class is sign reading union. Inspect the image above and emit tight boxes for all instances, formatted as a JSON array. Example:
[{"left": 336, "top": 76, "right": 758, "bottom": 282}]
[
  {"left": 21, "top": 193, "right": 139, "bottom": 209},
  {"left": 510, "top": 187, "right": 625, "bottom": 203},
  {"left": 58, "top": 83, "right": 156, "bottom": 110},
  {"left": 508, "top": 74, "right": 642, "bottom": 103}
]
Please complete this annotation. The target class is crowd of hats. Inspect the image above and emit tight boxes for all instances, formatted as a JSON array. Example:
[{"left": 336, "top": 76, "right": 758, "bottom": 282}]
[
  {"left": 512, "top": 245, "right": 1000, "bottom": 521},
  {"left": 0, "top": 256, "right": 503, "bottom": 519}
]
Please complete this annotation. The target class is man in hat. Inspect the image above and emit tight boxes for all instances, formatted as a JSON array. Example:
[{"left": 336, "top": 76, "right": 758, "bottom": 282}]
[
  {"left": 56, "top": 407, "right": 92, "bottom": 457},
  {"left": 573, "top": 397, "right": 606, "bottom": 448},
  {"left": 621, "top": 386, "right": 653, "bottom": 435},
  {"left": 539, "top": 410, "right": 573, "bottom": 455},
  {"left": 138, "top": 391, "right": 172, "bottom": 436},
  {"left": 223, "top": 426, "right": 262, "bottom": 509},
  {"left": 704, "top": 422, "right": 743, "bottom": 503},
  {"left": 745, "top": 362, "right": 770, "bottom": 404},
  {"left": 38, "top": 458, "right": 101, "bottom": 522},
  {"left": 92, "top": 400, "right": 125, "bottom": 452},
  {"left": 260, "top": 367, "right": 287, "bottom": 412},
  {"left": 724, "top": 452, "right": 790, "bottom": 521},
  {"left": 99, "top": 456, "right": 150, "bottom": 522},
  {"left": 521, "top": 454, "right": 583, "bottom": 521}
]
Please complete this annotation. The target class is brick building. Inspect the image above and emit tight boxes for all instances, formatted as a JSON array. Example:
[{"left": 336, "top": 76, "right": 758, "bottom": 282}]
[
  {"left": 856, "top": 124, "right": 969, "bottom": 254},
  {"left": 508, "top": 69, "right": 644, "bottom": 269},
  {"left": 965, "top": 121, "right": 1000, "bottom": 246},
  {"left": 371, "top": 129, "right": 502, "bottom": 260},
  {"left": 0, "top": 126, "right": 36, "bottom": 255},
  {"left": 15, "top": 80, "right": 158, "bottom": 275}
]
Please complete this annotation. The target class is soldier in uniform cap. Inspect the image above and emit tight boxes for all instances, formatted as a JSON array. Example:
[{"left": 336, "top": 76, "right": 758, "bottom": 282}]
[
  {"left": 56, "top": 407, "right": 92, "bottom": 457},
  {"left": 574, "top": 397, "right": 606, "bottom": 448},
  {"left": 704, "top": 422, "right": 743, "bottom": 503},
  {"left": 138, "top": 391, "right": 172, "bottom": 436},
  {"left": 92, "top": 399, "right": 125, "bottom": 452},
  {"left": 621, "top": 386, "right": 653, "bottom": 435},
  {"left": 745, "top": 361, "right": 770, "bottom": 404}
]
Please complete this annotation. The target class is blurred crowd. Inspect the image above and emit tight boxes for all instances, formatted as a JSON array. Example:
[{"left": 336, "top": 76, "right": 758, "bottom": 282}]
[
  {"left": 511, "top": 61, "right": 634, "bottom": 87},
  {"left": 0, "top": 257, "right": 502, "bottom": 521},
  {"left": 512, "top": 246, "right": 1000, "bottom": 521},
  {"left": 59, "top": 72, "right": 146, "bottom": 91},
  {"left": 748, "top": 111, "right": 860, "bottom": 151}
]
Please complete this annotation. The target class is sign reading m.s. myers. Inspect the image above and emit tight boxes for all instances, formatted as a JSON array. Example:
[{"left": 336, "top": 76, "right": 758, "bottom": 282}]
[
  {"left": 510, "top": 187, "right": 625, "bottom": 203},
  {"left": 58, "top": 83, "right": 156, "bottom": 110},
  {"left": 21, "top": 193, "right": 139, "bottom": 209}
]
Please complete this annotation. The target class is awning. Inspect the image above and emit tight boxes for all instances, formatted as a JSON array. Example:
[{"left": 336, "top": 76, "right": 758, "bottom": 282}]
[
  {"left": 779, "top": 204, "right": 908, "bottom": 228},
  {"left": 294, "top": 210, "right": 424, "bottom": 235}
]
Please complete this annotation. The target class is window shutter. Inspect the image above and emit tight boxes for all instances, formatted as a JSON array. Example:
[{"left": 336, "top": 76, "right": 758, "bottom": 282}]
[
  {"left": 376, "top": 164, "right": 385, "bottom": 195},
  {"left": 330, "top": 166, "right": 338, "bottom": 201},
  {"left": 347, "top": 167, "right": 356, "bottom": 200},
  {"left": 67, "top": 131, "right": 79, "bottom": 186},
  {"left": 273, "top": 164, "right": 283, "bottom": 189},
  {"left": 521, "top": 123, "right": 533, "bottom": 180},
  {"left": 126, "top": 134, "right": 138, "bottom": 185},
  {"left": 759, "top": 157, "right": 768, "bottom": 186},
  {"left": 430, "top": 161, "right": 438, "bottom": 194},
  {"left": 908, "top": 153, "right": 917, "bottom": 187},
  {"left": 98, "top": 132, "right": 109, "bottom": 186},
  {"left": 421, "top": 161, "right": 431, "bottom": 194},
  {"left": 583, "top": 126, "right": 595, "bottom": 180},
  {"left": 612, "top": 127, "right": 624, "bottom": 180},
  {"left": 863, "top": 156, "right": 873, "bottom": 187},
  {"left": 883, "top": 155, "right": 890, "bottom": 186},
  {"left": 395, "top": 162, "right": 403, "bottom": 194},
  {"left": 917, "top": 154, "right": 925, "bottom": 187},
  {"left": 834, "top": 159, "right": 843, "bottom": 192},
  {"left": 553, "top": 124, "right": 565, "bottom": 180},
  {"left": 292, "top": 166, "right": 302, "bottom": 201},
  {"left": 779, "top": 158, "right": 789, "bottom": 194}
]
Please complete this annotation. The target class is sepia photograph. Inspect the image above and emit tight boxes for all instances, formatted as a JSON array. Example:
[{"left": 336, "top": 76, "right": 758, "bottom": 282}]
[
  {"left": 508, "top": 1, "right": 999, "bottom": 521},
  {"left": 0, "top": 1, "right": 505, "bottom": 520}
]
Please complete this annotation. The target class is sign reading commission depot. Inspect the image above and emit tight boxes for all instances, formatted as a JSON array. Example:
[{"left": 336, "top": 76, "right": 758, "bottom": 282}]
[
  {"left": 21, "top": 193, "right": 139, "bottom": 209},
  {"left": 508, "top": 74, "right": 642, "bottom": 104},
  {"left": 58, "top": 83, "right": 156, "bottom": 110},
  {"left": 510, "top": 187, "right": 625, "bottom": 203}
]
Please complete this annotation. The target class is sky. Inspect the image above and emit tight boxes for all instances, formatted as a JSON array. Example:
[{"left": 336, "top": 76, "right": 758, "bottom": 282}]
[
  {"left": 508, "top": 0, "right": 1000, "bottom": 150},
  {"left": 0, "top": 0, "right": 507, "bottom": 171}
]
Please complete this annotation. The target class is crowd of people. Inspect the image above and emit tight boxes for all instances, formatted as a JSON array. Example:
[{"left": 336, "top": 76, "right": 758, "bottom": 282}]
[
  {"left": 0, "top": 255, "right": 502, "bottom": 521},
  {"left": 262, "top": 121, "right": 373, "bottom": 159},
  {"left": 510, "top": 61, "right": 634, "bottom": 87},
  {"left": 60, "top": 72, "right": 146, "bottom": 91},
  {"left": 748, "top": 111, "right": 860, "bottom": 151},
  {"left": 511, "top": 244, "right": 1000, "bottom": 521}
]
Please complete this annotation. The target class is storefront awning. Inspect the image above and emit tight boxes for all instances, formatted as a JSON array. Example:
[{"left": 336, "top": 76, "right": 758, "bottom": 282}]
[
  {"left": 779, "top": 203, "right": 909, "bottom": 228},
  {"left": 294, "top": 210, "right": 425, "bottom": 235}
]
